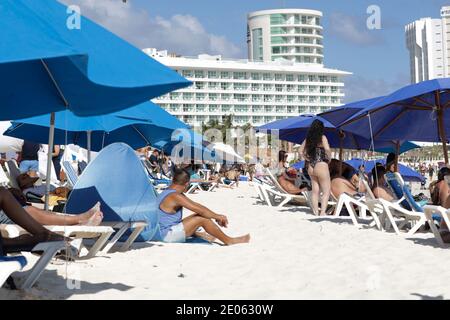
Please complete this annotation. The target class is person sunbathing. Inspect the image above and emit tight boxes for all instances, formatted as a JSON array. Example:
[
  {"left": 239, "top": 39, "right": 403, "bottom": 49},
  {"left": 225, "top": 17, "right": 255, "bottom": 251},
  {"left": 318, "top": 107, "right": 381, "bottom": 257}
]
[
  {"left": 155, "top": 168, "right": 250, "bottom": 246},
  {"left": 275, "top": 151, "right": 307, "bottom": 195},
  {"left": 428, "top": 167, "right": 450, "bottom": 242},
  {"left": 329, "top": 159, "right": 366, "bottom": 199},
  {"left": 371, "top": 164, "right": 395, "bottom": 202},
  {"left": 0, "top": 188, "right": 69, "bottom": 253}
]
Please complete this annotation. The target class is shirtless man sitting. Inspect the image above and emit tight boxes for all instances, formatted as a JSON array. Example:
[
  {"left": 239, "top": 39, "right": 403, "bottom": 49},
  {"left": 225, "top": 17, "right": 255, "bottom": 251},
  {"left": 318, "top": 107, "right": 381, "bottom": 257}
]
[{"left": 155, "top": 168, "right": 250, "bottom": 246}]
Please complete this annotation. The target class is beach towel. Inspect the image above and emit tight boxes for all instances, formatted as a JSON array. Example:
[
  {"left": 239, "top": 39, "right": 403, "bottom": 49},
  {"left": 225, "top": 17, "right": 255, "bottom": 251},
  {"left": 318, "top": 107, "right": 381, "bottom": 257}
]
[{"left": 65, "top": 143, "right": 159, "bottom": 241}]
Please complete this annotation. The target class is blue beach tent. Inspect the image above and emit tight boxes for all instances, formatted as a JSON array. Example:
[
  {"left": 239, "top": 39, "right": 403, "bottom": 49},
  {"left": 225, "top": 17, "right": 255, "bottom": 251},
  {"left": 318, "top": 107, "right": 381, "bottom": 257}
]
[{"left": 65, "top": 143, "right": 159, "bottom": 241}]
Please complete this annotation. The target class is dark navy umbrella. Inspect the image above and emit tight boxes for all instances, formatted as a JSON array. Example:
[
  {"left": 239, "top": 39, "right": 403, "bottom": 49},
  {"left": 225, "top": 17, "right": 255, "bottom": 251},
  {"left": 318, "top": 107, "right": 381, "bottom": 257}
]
[{"left": 338, "top": 78, "right": 450, "bottom": 163}]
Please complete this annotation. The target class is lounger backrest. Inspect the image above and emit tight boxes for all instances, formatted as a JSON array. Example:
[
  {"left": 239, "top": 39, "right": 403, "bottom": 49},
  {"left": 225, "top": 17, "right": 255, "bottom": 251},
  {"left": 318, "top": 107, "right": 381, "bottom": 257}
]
[
  {"left": 62, "top": 161, "right": 78, "bottom": 187},
  {"left": 5, "top": 160, "right": 20, "bottom": 190},
  {"left": 361, "top": 179, "right": 376, "bottom": 200},
  {"left": 0, "top": 166, "right": 10, "bottom": 187},
  {"left": 385, "top": 172, "right": 422, "bottom": 212},
  {"left": 265, "top": 168, "right": 289, "bottom": 194}
]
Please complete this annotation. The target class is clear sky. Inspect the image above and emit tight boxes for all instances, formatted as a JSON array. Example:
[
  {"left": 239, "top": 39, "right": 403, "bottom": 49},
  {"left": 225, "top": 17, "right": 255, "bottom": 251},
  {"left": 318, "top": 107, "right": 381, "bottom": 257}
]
[{"left": 65, "top": 0, "right": 450, "bottom": 102}]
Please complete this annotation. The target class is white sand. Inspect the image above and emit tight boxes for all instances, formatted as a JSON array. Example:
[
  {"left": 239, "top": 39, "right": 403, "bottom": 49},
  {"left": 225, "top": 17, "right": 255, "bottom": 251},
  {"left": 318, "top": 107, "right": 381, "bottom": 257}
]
[{"left": 2, "top": 182, "right": 450, "bottom": 300}]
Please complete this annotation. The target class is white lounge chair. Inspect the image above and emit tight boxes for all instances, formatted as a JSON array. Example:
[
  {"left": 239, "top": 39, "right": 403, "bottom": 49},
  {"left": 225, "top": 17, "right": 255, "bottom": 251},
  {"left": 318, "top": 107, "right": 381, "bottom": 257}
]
[
  {"left": 379, "top": 172, "right": 427, "bottom": 236},
  {"left": 0, "top": 224, "right": 114, "bottom": 260},
  {"left": 0, "top": 255, "right": 26, "bottom": 288},
  {"left": 62, "top": 161, "right": 79, "bottom": 188},
  {"left": 423, "top": 205, "right": 450, "bottom": 247}
]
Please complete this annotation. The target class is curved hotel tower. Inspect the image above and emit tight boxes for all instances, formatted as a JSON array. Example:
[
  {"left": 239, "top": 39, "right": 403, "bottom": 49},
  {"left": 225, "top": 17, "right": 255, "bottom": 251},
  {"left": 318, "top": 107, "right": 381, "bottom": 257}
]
[{"left": 148, "top": 8, "right": 350, "bottom": 127}]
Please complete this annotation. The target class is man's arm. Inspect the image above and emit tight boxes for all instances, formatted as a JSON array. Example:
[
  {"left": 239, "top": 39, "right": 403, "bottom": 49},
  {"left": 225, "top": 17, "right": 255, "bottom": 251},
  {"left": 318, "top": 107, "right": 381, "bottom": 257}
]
[{"left": 174, "top": 193, "right": 228, "bottom": 227}]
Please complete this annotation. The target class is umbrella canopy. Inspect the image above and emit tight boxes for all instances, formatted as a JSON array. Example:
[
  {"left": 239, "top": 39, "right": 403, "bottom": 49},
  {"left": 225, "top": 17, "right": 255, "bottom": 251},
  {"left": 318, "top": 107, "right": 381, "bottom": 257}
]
[
  {"left": 257, "top": 114, "right": 415, "bottom": 152},
  {"left": 155, "top": 130, "right": 219, "bottom": 164},
  {"left": 4, "top": 102, "right": 189, "bottom": 152},
  {"left": 337, "top": 78, "right": 450, "bottom": 162},
  {"left": 0, "top": 0, "right": 191, "bottom": 120},
  {"left": 319, "top": 96, "right": 385, "bottom": 127},
  {"left": 345, "top": 158, "right": 425, "bottom": 183}
]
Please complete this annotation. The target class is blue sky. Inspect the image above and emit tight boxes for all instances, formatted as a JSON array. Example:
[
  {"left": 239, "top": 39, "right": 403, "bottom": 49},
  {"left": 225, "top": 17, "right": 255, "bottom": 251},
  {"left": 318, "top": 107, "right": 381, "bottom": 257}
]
[{"left": 66, "top": 0, "right": 449, "bottom": 102}]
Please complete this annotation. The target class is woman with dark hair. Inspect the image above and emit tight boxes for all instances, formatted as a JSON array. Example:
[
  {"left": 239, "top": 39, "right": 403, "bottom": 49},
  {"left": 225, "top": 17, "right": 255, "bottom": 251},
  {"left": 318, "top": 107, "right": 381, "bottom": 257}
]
[
  {"left": 299, "top": 120, "right": 331, "bottom": 215},
  {"left": 371, "top": 164, "right": 395, "bottom": 202},
  {"left": 328, "top": 159, "right": 366, "bottom": 199},
  {"left": 429, "top": 167, "right": 450, "bottom": 207}
]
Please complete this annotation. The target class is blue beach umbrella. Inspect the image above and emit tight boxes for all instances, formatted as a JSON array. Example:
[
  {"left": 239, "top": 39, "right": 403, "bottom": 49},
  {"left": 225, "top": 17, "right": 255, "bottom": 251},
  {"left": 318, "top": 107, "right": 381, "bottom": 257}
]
[
  {"left": 257, "top": 114, "right": 416, "bottom": 153},
  {"left": 4, "top": 102, "right": 189, "bottom": 153},
  {"left": 345, "top": 158, "right": 425, "bottom": 183},
  {"left": 337, "top": 78, "right": 450, "bottom": 163},
  {"left": 0, "top": 0, "right": 191, "bottom": 119}
]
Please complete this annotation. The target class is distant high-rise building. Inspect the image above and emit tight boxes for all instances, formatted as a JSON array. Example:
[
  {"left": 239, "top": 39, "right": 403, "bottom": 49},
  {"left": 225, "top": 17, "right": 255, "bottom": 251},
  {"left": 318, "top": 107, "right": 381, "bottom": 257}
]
[
  {"left": 405, "top": 6, "right": 450, "bottom": 83},
  {"left": 247, "top": 9, "right": 324, "bottom": 65}
]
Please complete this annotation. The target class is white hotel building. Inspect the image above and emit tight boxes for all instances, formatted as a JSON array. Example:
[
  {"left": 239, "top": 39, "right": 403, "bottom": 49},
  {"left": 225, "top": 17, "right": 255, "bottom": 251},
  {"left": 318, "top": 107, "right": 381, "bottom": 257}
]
[
  {"left": 405, "top": 6, "right": 450, "bottom": 83},
  {"left": 146, "top": 9, "right": 350, "bottom": 127}
]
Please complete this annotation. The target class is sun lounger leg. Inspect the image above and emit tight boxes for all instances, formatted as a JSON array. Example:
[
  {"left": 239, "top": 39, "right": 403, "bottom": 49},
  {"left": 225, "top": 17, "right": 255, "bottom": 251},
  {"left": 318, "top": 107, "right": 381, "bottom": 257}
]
[
  {"left": 83, "top": 231, "right": 114, "bottom": 259},
  {"left": 100, "top": 224, "right": 128, "bottom": 255},
  {"left": 119, "top": 224, "right": 146, "bottom": 252},
  {"left": 19, "top": 241, "right": 65, "bottom": 289}
]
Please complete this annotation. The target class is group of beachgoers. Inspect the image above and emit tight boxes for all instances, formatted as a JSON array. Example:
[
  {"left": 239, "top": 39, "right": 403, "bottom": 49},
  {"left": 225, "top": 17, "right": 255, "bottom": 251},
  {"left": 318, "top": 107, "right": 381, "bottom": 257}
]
[{"left": 265, "top": 119, "right": 450, "bottom": 242}]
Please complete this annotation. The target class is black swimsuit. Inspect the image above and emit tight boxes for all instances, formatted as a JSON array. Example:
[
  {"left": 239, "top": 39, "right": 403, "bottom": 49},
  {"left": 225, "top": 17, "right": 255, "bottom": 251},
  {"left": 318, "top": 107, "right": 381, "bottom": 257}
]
[{"left": 306, "top": 147, "right": 329, "bottom": 168}]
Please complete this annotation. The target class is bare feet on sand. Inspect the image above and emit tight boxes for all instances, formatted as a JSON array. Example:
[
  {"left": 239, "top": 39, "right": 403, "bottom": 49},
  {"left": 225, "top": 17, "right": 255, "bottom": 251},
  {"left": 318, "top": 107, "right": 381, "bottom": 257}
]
[
  {"left": 226, "top": 234, "right": 251, "bottom": 246},
  {"left": 79, "top": 202, "right": 104, "bottom": 226}
]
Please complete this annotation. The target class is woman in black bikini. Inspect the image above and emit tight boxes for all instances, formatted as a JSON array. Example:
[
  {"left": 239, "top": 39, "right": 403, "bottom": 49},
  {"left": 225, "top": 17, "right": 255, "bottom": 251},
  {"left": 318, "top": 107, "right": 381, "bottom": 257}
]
[{"left": 299, "top": 120, "right": 331, "bottom": 216}]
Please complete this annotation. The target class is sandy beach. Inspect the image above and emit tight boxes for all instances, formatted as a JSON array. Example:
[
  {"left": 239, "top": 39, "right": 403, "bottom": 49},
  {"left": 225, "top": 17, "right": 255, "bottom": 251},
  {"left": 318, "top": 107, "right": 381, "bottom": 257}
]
[{"left": 1, "top": 182, "right": 449, "bottom": 300}]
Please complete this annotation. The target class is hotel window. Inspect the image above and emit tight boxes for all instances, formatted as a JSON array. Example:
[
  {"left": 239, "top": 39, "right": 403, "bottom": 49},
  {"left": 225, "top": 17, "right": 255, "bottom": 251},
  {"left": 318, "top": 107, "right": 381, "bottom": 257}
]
[
  {"left": 183, "top": 104, "right": 193, "bottom": 112},
  {"left": 235, "top": 105, "right": 248, "bottom": 113},
  {"left": 309, "top": 75, "right": 316, "bottom": 82},
  {"left": 298, "top": 85, "right": 306, "bottom": 92},
  {"left": 287, "top": 106, "right": 296, "bottom": 113},
  {"left": 263, "top": 73, "right": 272, "bottom": 81},
  {"left": 253, "top": 116, "right": 263, "bottom": 124},
  {"left": 272, "top": 46, "right": 281, "bottom": 54},
  {"left": 209, "top": 105, "right": 219, "bottom": 112},
  {"left": 251, "top": 73, "right": 261, "bottom": 80},
  {"left": 331, "top": 76, "right": 338, "bottom": 83},
  {"left": 183, "top": 92, "right": 193, "bottom": 100},
  {"left": 251, "top": 83, "right": 261, "bottom": 91},
  {"left": 234, "top": 94, "right": 247, "bottom": 102},
  {"left": 196, "top": 104, "right": 206, "bottom": 112},
  {"left": 271, "top": 36, "right": 286, "bottom": 44},
  {"left": 252, "top": 95, "right": 262, "bottom": 102},
  {"left": 221, "top": 93, "right": 231, "bottom": 100},
  {"left": 208, "top": 71, "right": 217, "bottom": 79},
  {"left": 196, "top": 93, "right": 206, "bottom": 101},
  {"left": 234, "top": 83, "right": 248, "bottom": 91},
  {"left": 182, "top": 70, "right": 193, "bottom": 77},
  {"left": 298, "top": 75, "right": 307, "bottom": 82},
  {"left": 298, "top": 106, "right": 307, "bottom": 113},
  {"left": 287, "top": 96, "right": 295, "bottom": 103},
  {"left": 275, "top": 84, "right": 283, "bottom": 92},
  {"left": 233, "top": 72, "right": 247, "bottom": 80},
  {"left": 252, "top": 106, "right": 263, "bottom": 113},
  {"left": 264, "top": 106, "right": 273, "bottom": 112},
  {"left": 286, "top": 74, "right": 294, "bottom": 82},
  {"left": 331, "top": 97, "right": 338, "bottom": 103},
  {"left": 170, "top": 92, "right": 180, "bottom": 100},
  {"left": 220, "top": 71, "right": 230, "bottom": 79},
  {"left": 304, "top": 57, "right": 312, "bottom": 63},
  {"left": 319, "top": 76, "right": 328, "bottom": 82},
  {"left": 194, "top": 70, "right": 204, "bottom": 78},
  {"left": 276, "top": 106, "right": 286, "bottom": 113},
  {"left": 222, "top": 105, "right": 232, "bottom": 112},
  {"left": 320, "top": 97, "right": 328, "bottom": 103},
  {"left": 208, "top": 82, "right": 218, "bottom": 90},
  {"left": 275, "top": 74, "right": 284, "bottom": 81},
  {"left": 286, "top": 84, "right": 295, "bottom": 92},
  {"left": 270, "top": 14, "right": 286, "bottom": 25},
  {"left": 252, "top": 28, "right": 264, "bottom": 61},
  {"left": 170, "top": 104, "right": 179, "bottom": 111},
  {"left": 221, "top": 82, "right": 230, "bottom": 90},
  {"left": 320, "top": 86, "right": 327, "bottom": 93},
  {"left": 275, "top": 95, "right": 285, "bottom": 102},
  {"left": 331, "top": 86, "right": 338, "bottom": 93},
  {"left": 316, "top": 17, "right": 321, "bottom": 26},
  {"left": 264, "top": 95, "right": 272, "bottom": 102},
  {"left": 195, "top": 82, "right": 205, "bottom": 89},
  {"left": 263, "top": 84, "right": 272, "bottom": 92},
  {"left": 309, "top": 86, "right": 317, "bottom": 92},
  {"left": 209, "top": 93, "right": 219, "bottom": 101},
  {"left": 301, "top": 16, "right": 307, "bottom": 24},
  {"left": 197, "top": 115, "right": 206, "bottom": 122}
]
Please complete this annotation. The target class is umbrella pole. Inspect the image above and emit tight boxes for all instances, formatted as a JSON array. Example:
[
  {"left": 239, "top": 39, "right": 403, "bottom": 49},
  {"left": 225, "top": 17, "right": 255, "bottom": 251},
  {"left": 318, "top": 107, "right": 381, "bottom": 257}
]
[
  {"left": 435, "top": 90, "right": 449, "bottom": 164},
  {"left": 87, "top": 131, "right": 92, "bottom": 163},
  {"left": 44, "top": 112, "right": 55, "bottom": 211},
  {"left": 338, "top": 130, "right": 344, "bottom": 176},
  {"left": 395, "top": 141, "right": 400, "bottom": 172}
]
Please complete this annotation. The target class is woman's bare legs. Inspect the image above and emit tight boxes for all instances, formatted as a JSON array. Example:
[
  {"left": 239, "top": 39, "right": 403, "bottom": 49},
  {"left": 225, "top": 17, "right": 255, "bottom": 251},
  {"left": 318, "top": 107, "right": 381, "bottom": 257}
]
[
  {"left": 182, "top": 215, "right": 250, "bottom": 245},
  {"left": 314, "top": 162, "right": 331, "bottom": 216},
  {"left": 308, "top": 166, "right": 320, "bottom": 215},
  {"left": 24, "top": 205, "right": 103, "bottom": 226}
]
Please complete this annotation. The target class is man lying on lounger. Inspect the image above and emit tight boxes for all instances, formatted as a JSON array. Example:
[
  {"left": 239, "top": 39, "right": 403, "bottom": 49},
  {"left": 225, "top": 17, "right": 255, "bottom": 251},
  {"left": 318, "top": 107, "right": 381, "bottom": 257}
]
[{"left": 156, "top": 168, "right": 250, "bottom": 245}]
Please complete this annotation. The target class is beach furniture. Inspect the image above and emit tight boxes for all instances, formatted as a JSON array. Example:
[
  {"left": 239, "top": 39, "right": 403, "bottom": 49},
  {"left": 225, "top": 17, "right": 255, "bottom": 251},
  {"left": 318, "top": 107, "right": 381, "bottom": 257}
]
[
  {"left": 0, "top": 230, "right": 65, "bottom": 289},
  {"left": 65, "top": 143, "right": 158, "bottom": 243},
  {"left": 0, "top": 223, "right": 114, "bottom": 260},
  {"left": 0, "top": 255, "right": 26, "bottom": 288},
  {"left": 260, "top": 168, "right": 309, "bottom": 207},
  {"left": 333, "top": 191, "right": 368, "bottom": 226},
  {"left": 423, "top": 205, "right": 450, "bottom": 247},
  {"left": 0, "top": 165, "right": 10, "bottom": 187},
  {"left": 62, "top": 161, "right": 79, "bottom": 188},
  {"left": 380, "top": 172, "right": 427, "bottom": 235}
]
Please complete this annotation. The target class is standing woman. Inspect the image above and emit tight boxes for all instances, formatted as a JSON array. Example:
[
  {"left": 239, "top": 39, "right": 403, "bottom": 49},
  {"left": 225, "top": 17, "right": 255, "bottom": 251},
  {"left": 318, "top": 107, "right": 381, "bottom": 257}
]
[{"left": 299, "top": 120, "right": 331, "bottom": 216}]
